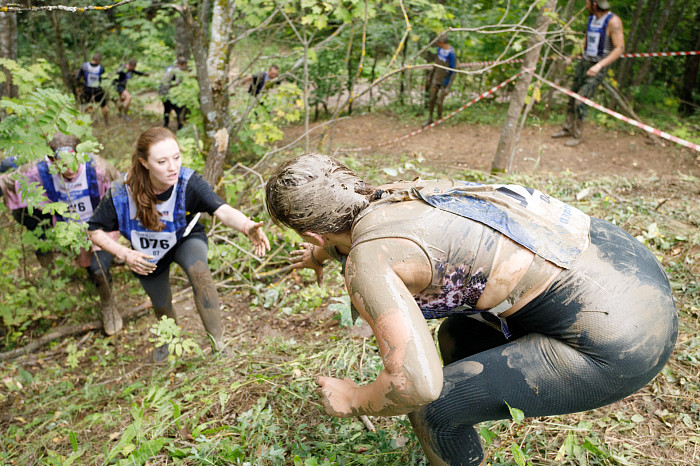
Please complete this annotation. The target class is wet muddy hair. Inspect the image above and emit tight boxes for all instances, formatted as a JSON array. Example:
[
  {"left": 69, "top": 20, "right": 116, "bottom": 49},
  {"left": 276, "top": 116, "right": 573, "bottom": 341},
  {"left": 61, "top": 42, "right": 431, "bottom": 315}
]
[
  {"left": 126, "top": 127, "right": 177, "bottom": 232},
  {"left": 265, "top": 153, "right": 376, "bottom": 234},
  {"left": 48, "top": 132, "right": 80, "bottom": 155}
]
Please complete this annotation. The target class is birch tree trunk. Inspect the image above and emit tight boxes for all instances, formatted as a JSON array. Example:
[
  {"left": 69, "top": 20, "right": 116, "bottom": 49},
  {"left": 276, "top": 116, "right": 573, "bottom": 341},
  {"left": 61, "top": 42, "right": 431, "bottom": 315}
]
[
  {"left": 0, "top": 0, "right": 18, "bottom": 98},
  {"left": 179, "top": 0, "right": 236, "bottom": 186},
  {"left": 491, "top": 0, "right": 557, "bottom": 174}
]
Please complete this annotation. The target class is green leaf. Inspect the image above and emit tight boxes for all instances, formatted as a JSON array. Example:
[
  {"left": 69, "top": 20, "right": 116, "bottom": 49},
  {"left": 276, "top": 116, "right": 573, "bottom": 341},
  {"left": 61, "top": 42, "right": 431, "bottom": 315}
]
[
  {"left": 511, "top": 443, "right": 526, "bottom": 466},
  {"left": 506, "top": 402, "right": 525, "bottom": 423},
  {"left": 69, "top": 431, "right": 78, "bottom": 452},
  {"left": 479, "top": 426, "right": 498, "bottom": 444}
]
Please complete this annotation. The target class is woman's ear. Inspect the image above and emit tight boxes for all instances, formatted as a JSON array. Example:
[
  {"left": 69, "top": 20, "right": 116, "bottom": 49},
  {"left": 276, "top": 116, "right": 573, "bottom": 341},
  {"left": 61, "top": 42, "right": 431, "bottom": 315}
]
[
  {"left": 302, "top": 231, "right": 327, "bottom": 247},
  {"left": 139, "top": 158, "right": 149, "bottom": 170}
]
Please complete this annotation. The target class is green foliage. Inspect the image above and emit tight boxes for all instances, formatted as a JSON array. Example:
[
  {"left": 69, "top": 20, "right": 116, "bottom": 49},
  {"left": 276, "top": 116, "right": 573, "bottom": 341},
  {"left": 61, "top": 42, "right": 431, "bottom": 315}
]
[
  {"left": 0, "top": 87, "right": 92, "bottom": 163},
  {"left": 233, "top": 82, "right": 304, "bottom": 157},
  {"left": 65, "top": 343, "right": 88, "bottom": 369},
  {"left": 0, "top": 242, "right": 93, "bottom": 345},
  {"left": 148, "top": 316, "right": 203, "bottom": 360},
  {"left": 0, "top": 58, "right": 53, "bottom": 95}
]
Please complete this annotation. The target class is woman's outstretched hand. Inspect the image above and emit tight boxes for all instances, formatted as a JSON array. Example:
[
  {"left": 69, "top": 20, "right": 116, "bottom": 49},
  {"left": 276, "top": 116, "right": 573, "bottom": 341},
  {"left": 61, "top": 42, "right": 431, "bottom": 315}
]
[
  {"left": 316, "top": 376, "right": 359, "bottom": 418},
  {"left": 124, "top": 249, "right": 157, "bottom": 275},
  {"left": 289, "top": 242, "right": 324, "bottom": 285},
  {"left": 244, "top": 220, "right": 270, "bottom": 256}
]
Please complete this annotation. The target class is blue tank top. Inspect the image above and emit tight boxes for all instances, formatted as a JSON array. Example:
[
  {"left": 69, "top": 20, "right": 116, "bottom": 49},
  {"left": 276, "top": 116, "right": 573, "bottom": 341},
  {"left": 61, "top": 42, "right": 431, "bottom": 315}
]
[
  {"left": 82, "top": 62, "right": 104, "bottom": 88},
  {"left": 37, "top": 157, "right": 100, "bottom": 223},
  {"left": 584, "top": 12, "right": 614, "bottom": 61},
  {"left": 111, "top": 167, "right": 193, "bottom": 264}
]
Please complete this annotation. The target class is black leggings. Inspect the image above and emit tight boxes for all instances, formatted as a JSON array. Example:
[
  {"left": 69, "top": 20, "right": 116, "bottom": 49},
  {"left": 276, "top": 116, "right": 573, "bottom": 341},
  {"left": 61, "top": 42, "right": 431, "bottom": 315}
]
[
  {"left": 410, "top": 218, "right": 678, "bottom": 465},
  {"left": 137, "top": 237, "right": 223, "bottom": 347}
]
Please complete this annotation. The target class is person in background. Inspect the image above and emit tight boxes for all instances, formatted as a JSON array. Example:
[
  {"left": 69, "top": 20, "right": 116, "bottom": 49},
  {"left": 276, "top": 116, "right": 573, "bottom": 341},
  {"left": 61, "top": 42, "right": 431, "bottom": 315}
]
[
  {"left": 242, "top": 65, "right": 280, "bottom": 97},
  {"left": 0, "top": 133, "right": 122, "bottom": 335},
  {"left": 158, "top": 56, "right": 189, "bottom": 131},
  {"left": 112, "top": 59, "right": 149, "bottom": 121},
  {"left": 425, "top": 35, "right": 456, "bottom": 126},
  {"left": 88, "top": 127, "right": 270, "bottom": 362},
  {"left": 76, "top": 52, "right": 109, "bottom": 124},
  {"left": 552, "top": 0, "right": 624, "bottom": 147},
  {"left": 266, "top": 153, "right": 677, "bottom": 465}
]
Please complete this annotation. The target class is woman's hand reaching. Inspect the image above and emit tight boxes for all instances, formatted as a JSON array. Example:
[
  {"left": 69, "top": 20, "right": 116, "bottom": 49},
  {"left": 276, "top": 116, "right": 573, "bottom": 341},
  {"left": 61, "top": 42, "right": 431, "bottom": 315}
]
[
  {"left": 289, "top": 242, "right": 325, "bottom": 285},
  {"left": 244, "top": 220, "right": 271, "bottom": 256}
]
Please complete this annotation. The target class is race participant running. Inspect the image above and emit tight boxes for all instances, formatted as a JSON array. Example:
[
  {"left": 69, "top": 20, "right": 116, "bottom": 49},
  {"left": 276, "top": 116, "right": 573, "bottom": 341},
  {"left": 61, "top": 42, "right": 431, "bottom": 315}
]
[
  {"left": 88, "top": 127, "right": 270, "bottom": 362},
  {"left": 0, "top": 133, "right": 122, "bottom": 335},
  {"left": 112, "top": 59, "right": 149, "bottom": 120},
  {"left": 76, "top": 52, "right": 109, "bottom": 124},
  {"left": 266, "top": 153, "right": 677, "bottom": 465}
]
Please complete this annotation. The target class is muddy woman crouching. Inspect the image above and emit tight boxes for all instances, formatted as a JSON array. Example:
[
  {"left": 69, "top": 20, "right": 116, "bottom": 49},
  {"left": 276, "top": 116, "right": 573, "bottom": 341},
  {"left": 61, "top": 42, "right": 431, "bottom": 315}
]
[{"left": 265, "top": 153, "right": 677, "bottom": 465}]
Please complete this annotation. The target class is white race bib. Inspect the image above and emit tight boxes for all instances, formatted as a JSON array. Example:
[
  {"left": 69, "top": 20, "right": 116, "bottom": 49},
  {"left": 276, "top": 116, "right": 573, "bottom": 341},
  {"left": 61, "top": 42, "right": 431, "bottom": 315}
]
[
  {"left": 53, "top": 170, "right": 94, "bottom": 223},
  {"left": 130, "top": 230, "right": 177, "bottom": 262}
]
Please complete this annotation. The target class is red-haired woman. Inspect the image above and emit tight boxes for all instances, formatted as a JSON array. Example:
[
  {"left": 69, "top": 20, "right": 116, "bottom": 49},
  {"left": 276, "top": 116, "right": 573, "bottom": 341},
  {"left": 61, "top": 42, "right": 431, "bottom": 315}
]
[{"left": 88, "top": 127, "right": 269, "bottom": 361}]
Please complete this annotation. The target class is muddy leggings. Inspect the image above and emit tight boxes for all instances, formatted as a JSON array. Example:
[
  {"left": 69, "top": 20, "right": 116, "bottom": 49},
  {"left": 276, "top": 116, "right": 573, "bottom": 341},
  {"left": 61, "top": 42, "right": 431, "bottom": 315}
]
[
  {"left": 138, "top": 236, "right": 224, "bottom": 349},
  {"left": 409, "top": 218, "right": 678, "bottom": 465}
]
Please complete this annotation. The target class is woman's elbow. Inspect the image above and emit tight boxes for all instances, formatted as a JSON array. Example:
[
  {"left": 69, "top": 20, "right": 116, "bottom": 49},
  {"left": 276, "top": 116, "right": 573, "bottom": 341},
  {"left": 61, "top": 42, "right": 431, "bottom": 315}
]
[{"left": 403, "top": 369, "right": 443, "bottom": 406}]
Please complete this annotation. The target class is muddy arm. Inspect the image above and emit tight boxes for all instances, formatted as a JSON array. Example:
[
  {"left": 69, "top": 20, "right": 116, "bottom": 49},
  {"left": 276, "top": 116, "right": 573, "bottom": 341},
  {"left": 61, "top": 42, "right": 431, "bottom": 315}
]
[{"left": 317, "top": 238, "right": 441, "bottom": 417}]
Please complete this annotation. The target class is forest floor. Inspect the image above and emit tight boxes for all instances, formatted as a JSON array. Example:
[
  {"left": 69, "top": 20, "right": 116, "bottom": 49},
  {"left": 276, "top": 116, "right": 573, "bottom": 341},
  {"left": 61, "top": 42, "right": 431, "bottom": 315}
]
[{"left": 1, "top": 109, "right": 699, "bottom": 464}]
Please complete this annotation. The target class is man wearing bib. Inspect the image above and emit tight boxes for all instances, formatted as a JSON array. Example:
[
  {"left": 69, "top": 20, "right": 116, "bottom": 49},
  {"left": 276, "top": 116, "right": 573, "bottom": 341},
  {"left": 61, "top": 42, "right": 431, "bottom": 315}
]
[
  {"left": 88, "top": 127, "right": 270, "bottom": 362},
  {"left": 552, "top": 0, "right": 624, "bottom": 147},
  {"left": 0, "top": 133, "right": 122, "bottom": 335},
  {"left": 76, "top": 52, "right": 110, "bottom": 125},
  {"left": 266, "top": 154, "right": 677, "bottom": 465}
]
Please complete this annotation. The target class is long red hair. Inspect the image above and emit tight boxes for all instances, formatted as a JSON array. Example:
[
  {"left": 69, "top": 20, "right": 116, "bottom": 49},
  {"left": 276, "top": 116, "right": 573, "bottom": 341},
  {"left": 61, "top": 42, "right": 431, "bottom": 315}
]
[{"left": 126, "top": 127, "right": 178, "bottom": 231}]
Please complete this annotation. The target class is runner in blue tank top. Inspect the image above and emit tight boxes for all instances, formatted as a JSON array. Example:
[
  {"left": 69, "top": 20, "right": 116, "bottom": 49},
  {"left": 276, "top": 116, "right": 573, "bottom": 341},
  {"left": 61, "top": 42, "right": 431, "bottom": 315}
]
[
  {"left": 88, "top": 127, "right": 270, "bottom": 362},
  {"left": 76, "top": 52, "right": 110, "bottom": 124},
  {"left": 266, "top": 153, "right": 677, "bottom": 465},
  {"left": 552, "top": 0, "right": 624, "bottom": 147}
]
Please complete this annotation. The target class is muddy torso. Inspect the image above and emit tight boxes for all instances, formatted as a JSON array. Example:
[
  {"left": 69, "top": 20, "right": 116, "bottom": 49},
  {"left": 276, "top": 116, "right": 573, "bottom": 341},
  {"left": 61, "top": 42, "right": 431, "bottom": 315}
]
[{"left": 351, "top": 180, "right": 580, "bottom": 321}]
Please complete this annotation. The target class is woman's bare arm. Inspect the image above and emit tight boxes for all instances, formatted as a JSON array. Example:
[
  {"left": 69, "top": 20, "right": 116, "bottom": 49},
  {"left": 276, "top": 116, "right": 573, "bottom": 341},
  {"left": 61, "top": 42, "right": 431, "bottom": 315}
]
[
  {"left": 213, "top": 204, "right": 270, "bottom": 256},
  {"left": 316, "top": 238, "right": 441, "bottom": 417},
  {"left": 88, "top": 229, "right": 156, "bottom": 275}
]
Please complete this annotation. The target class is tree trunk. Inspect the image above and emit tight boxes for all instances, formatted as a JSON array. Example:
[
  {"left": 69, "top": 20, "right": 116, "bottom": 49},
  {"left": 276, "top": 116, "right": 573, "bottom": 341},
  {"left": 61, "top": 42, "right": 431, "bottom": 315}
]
[
  {"left": 0, "top": 0, "right": 18, "bottom": 98},
  {"left": 179, "top": 0, "right": 236, "bottom": 185},
  {"left": 678, "top": 7, "right": 700, "bottom": 116},
  {"left": 49, "top": 11, "right": 76, "bottom": 98},
  {"left": 617, "top": 0, "right": 647, "bottom": 86},
  {"left": 491, "top": 0, "right": 557, "bottom": 174},
  {"left": 345, "top": 29, "right": 355, "bottom": 115},
  {"left": 632, "top": 0, "right": 674, "bottom": 87},
  {"left": 541, "top": 0, "right": 577, "bottom": 116},
  {"left": 641, "top": 0, "right": 687, "bottom": 97},
  {"left": 622, "top": 0, "right": 659, "bottom": 89},
  {"left": 174, "top": 15, "right": 191, "bottom": 59}
]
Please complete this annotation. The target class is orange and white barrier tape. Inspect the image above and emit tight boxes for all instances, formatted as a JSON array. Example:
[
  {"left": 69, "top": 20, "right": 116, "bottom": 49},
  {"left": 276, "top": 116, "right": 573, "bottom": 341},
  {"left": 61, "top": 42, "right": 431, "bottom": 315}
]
[
  {"left": 527, "top": 69, "right": 700, "bottom": 152},
  {"left": 336, "top": 70, "right": 526, "bottom": 153}
]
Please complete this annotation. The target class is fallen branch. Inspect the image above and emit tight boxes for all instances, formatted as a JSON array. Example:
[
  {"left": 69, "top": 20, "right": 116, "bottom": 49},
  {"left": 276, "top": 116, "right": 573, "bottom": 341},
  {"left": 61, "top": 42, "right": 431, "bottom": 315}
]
[
  {"left": 359, "top": 415, "right": 376, "bottom": 432},
  {"left": 1, "top": 0, "right": 138, "bottom": 12},
  {"left": 0, "top": 301, "right": 151, "bottom": 362}
]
